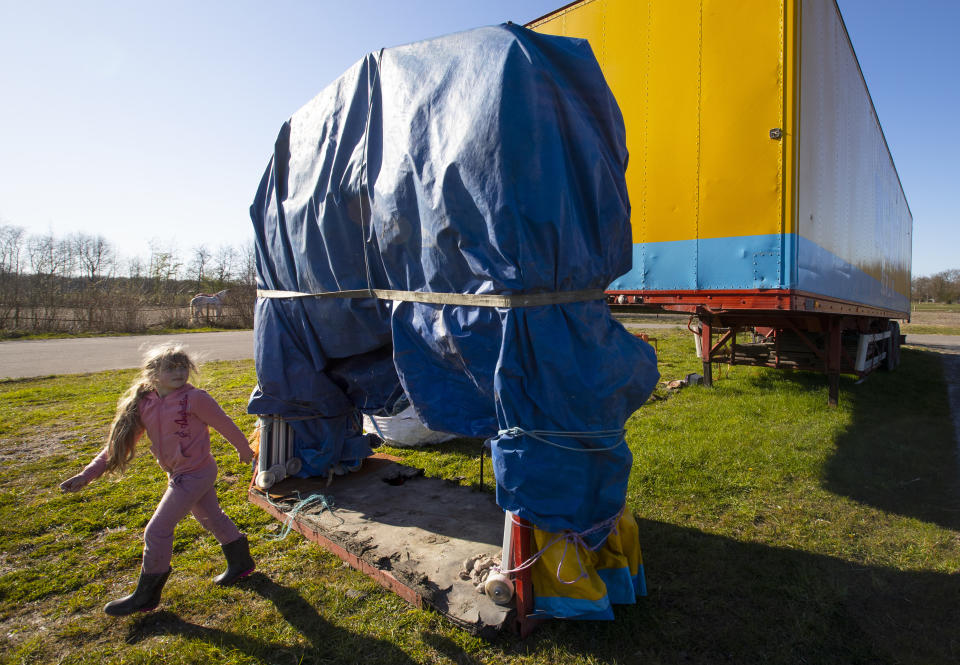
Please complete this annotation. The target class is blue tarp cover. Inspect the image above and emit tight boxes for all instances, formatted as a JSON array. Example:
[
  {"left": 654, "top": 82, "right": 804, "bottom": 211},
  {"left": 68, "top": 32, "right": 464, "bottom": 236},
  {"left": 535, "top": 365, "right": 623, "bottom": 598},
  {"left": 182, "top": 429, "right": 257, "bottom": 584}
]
[{"left": 248, "top": 24, "right": 658, "bottom": 539}]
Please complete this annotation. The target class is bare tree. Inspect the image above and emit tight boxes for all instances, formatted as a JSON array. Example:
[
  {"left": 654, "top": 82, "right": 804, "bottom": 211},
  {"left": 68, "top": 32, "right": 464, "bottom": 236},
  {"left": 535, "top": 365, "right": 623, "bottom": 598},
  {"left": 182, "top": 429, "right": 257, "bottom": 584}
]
[
  {"left": 239, "top": 239, "right": 258, "bottom": 287},
  {"left": 127, "top": 255, "right": 145, "bottom": 280},
  {"left": 923, "top": 270, "right": 960, "bottom": 304},
  {"left": 27, "top": 232, "right": 73, "bottom": 278},
  {"left": 912, "top": 276, "right": 932, "bottom": 303},
  {"left": 148, "top": 239, "right": 182, "bottom": 281},
  {"left": 24, "top": 232, "right": 76, "bottom": 329},
  {"left": 0, "top": 224, "right": 25, "bottom": 276},
  {"left": 938, "top": 269, "right": 960, "bottom": 304},
  {"left": 147, "top": 239, "right": 182, "bottom": 302},
  {"left": 74, "top": 233, "right": 115, "bottom": 281},
  {"left": 912, "top": 270, "right": 960, "bottom": 304},
  {"left": 0, "top": 224, "right": 26, "bottom": 328},
  {"left": 212, "top": 244, "right": 236, "bottom": 287},
  {"left": 188, "top": 244, "right": 212, "bottom": 291}
]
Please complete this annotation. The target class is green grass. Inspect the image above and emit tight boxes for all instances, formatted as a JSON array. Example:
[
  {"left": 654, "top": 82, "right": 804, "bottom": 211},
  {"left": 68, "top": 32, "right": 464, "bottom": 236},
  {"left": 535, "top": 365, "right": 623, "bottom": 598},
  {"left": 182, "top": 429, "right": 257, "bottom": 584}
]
[
  {"left": 617, "top": 340, "right": 960, "bottom": 662},
  {"left": 1, "top": 332, "right": 959, "bottom": 664},
  {"left": 911, "top": 302, "right": 960, "bottom": 312},
  {"left": 902, "top": 323, "right": 960, "bottom": 336}
]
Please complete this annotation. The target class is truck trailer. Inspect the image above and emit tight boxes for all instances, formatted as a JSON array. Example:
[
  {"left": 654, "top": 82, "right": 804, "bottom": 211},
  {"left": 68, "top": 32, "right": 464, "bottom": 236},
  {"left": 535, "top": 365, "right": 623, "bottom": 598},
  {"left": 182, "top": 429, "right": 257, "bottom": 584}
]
[{"left": 530, "top": 0, "right": 912, "bottom": 404}]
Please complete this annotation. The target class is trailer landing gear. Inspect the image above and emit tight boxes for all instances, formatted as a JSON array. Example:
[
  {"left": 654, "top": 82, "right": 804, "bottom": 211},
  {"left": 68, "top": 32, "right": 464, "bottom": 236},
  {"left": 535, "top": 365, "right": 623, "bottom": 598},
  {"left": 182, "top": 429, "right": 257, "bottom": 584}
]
[{"left": 693, "top": 310, "right": 901, "bottom": 406}]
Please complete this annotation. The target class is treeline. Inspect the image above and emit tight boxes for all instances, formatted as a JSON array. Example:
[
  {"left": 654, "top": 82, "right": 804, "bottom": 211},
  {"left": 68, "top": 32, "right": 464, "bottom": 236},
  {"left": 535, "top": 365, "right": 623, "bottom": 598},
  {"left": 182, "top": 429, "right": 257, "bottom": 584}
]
[
  {"left": 4, "top": 221, "right": 955, "bottom": 334},
  {"left": 0, "top": 224, "right": 256, "bottom": 335},
  {"left": 912, "top": 270, "right": 960, "bottom": 304}
]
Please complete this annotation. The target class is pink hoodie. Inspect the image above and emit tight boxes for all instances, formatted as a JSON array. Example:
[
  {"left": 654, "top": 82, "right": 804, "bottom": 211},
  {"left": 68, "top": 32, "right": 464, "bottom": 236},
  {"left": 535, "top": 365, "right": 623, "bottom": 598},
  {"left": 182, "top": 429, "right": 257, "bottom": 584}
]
[{"left": 79, "top": 383, "right": 250, "bottom": 481}]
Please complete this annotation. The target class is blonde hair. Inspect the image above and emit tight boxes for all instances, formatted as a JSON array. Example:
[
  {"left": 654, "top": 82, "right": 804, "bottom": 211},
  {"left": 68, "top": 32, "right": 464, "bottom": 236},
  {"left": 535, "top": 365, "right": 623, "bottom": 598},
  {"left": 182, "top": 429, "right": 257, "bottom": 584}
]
[{"left": 104, "top": 343, "right": 198, "bottom": 474}]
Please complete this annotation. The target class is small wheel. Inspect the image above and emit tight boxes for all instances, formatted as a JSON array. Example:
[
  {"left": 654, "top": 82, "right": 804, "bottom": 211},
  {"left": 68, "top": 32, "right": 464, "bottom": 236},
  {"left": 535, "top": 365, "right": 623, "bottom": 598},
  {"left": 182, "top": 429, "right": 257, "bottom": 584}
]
[
  {"left": 484, "top": 572, "right": 514, "bottom": 605},
  {"left": 285, "top": 457, "right": 302, "bottom": 475},
  {"left": 256, "top": 470, "right": 276, "bottom": 489},
  {"left": 269, "top": 463, "right": 285, "bottom": 480}
]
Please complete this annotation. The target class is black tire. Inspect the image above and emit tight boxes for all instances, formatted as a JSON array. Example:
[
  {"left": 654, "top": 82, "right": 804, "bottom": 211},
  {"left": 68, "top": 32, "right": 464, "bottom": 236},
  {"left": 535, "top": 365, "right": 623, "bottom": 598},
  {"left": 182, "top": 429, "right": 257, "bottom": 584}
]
[{"left": 885, "top": 321, "right": 901, "bottom": 371}]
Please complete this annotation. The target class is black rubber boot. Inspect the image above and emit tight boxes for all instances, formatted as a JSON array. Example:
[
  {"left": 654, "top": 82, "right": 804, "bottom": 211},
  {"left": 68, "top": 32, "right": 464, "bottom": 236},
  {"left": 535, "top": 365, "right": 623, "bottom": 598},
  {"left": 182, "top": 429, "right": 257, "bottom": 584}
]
[
  {"left": 214, "top": 534, "right": 255, "bottom": 585},
  {"left": 104, "top": 568, "right": 170, "bottom": 616}
]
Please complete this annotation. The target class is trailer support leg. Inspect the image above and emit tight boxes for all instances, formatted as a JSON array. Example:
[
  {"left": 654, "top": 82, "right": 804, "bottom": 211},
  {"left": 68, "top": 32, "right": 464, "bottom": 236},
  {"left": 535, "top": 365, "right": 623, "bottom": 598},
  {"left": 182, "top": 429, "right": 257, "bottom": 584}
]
[
  {"left": 701, "top": 321, "right": 713, "bottom": 387},
  {"left": 512, "top": 516, "right": 544, "bottom": 638},
  {"left": 827, "top": 318, "right": 841, "bottom": 407},
  {"left": 729, "top": 326, "right": 737, "bottom": 365}
]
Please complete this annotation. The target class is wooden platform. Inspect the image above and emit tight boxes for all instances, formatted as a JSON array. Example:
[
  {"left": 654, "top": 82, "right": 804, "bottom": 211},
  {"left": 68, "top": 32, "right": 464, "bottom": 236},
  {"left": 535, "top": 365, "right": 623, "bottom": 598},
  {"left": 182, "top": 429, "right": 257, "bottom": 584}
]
[{"left": 249, "top": 454, "right": 515, "bottom": 635}]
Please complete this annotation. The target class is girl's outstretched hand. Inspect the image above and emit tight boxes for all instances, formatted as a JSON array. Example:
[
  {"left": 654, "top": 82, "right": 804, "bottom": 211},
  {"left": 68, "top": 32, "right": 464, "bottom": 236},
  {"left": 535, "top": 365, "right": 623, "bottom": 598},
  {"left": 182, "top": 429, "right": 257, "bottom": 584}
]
[
  {"left": 59, "top": 475, "right": 87, "bottom": 492},
  {"left": 237, "top": 446, "right": 254, "bottom": 464}
]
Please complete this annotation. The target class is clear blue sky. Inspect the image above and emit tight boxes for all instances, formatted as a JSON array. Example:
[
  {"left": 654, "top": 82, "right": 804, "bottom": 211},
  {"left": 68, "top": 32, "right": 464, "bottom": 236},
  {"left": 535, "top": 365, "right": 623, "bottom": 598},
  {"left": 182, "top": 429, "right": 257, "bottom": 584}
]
[{"left": 0, "top": 0, "right": 956, "bottom": 277}]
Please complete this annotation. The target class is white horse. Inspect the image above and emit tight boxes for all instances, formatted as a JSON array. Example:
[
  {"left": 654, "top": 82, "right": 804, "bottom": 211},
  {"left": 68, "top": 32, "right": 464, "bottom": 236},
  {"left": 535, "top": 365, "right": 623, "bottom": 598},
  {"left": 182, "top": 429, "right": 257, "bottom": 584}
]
[{"left": 190, "top": 289, "right": 229, "bottom": 321}]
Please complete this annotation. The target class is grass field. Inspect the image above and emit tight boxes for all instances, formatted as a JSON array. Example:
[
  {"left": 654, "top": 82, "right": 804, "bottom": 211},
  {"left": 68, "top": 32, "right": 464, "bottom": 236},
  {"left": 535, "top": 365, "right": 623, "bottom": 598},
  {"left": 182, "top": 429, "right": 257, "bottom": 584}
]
[
  {"left": 1, "top": 330, "right": 958, "bottom": 664},
  {"left": 911, "top": 302, "right": 960, "bottom": 312},
  {"left": 904, "top": 302, "right": 960, "bottom": 335}
]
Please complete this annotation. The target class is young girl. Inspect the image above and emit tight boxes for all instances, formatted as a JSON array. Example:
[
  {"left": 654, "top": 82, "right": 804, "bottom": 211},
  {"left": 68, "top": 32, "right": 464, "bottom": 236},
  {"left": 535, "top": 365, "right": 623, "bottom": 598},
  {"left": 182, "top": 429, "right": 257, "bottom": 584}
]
[{"left": 60, "top": 343, "right": 256, "bottom": 616}]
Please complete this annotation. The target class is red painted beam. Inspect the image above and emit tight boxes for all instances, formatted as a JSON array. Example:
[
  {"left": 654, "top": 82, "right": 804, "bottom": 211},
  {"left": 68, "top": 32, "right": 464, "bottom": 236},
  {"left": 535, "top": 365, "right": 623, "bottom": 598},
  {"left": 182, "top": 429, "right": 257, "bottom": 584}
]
[{"left": 607, "top": 289, "right": 907, "bottom": 320}]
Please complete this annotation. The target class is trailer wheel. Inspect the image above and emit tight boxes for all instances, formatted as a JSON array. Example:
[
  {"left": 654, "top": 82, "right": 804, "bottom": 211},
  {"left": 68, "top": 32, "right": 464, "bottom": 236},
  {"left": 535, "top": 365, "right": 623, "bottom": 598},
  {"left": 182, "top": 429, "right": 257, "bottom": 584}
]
[{"left": 885, "top": 321, "right": 901, "bottom": 371}]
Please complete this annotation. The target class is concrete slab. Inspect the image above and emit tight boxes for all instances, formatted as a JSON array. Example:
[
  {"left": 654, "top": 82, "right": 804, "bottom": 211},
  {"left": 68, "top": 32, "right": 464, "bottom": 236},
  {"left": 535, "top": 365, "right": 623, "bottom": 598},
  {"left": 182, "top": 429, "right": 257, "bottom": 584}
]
[{"left": 249, "top": 455, "right": 514, "bottom": 635}]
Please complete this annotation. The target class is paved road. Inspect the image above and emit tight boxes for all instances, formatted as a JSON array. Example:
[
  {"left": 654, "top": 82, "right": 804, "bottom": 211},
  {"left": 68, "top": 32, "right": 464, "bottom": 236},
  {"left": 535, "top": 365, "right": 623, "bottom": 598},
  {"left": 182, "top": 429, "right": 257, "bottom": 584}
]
[
  {"left": 0, "top": 331, "right": 255, "bottom": 380},
  {"left": 903, "top": 333, "right": 960, "bottom": 355}
]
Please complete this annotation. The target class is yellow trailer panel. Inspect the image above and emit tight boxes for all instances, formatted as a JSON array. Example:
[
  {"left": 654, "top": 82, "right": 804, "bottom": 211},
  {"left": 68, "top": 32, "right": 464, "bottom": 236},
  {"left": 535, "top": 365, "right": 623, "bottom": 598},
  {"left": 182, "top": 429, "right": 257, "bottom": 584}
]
[
  {"left": 531, "top": 0, "right": 789, "bottom": 244},
  {"left": 529, "top": 0, "right": 911, "bottom": 315}
]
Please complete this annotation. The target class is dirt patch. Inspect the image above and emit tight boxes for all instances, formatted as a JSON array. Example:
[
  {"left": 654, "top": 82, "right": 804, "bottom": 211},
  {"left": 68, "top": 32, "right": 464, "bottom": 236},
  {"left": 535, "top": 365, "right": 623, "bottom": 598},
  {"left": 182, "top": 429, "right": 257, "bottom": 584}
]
[
  {"left": 0, "top": 427, "right": 76, "bottom": 465},
  {"left": 1, "top": 603, "right": 49, "bottom": 646}
]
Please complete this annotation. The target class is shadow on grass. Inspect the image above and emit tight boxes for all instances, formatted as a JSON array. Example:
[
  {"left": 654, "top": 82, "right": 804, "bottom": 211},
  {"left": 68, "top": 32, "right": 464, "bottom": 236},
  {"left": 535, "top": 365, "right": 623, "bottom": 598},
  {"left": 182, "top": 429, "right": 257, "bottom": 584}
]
[
  {"left": 515, "top": 519, "right": 960, "bottom": 665},
  {"left": 119, "top": 525, "right": 960, "bottom": 665},
  {"left": 385, "top": 436, "right": 487, "bottom": 461},
  {"left": 734, "top": 348, "right": 960, "bottom": 530},
  {"left": 126, "top": 573, "right": 416, "bottom": 664},
  {"left": 823, "top": 348, "right": 960, "bottom": 530}
]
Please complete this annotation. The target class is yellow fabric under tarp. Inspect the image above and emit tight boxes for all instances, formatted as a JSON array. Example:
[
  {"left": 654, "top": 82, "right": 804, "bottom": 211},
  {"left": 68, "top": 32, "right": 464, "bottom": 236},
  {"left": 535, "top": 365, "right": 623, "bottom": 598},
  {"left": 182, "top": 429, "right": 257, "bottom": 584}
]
[{"left": 529, "top": 511, "right": 646, "bottom": 619}]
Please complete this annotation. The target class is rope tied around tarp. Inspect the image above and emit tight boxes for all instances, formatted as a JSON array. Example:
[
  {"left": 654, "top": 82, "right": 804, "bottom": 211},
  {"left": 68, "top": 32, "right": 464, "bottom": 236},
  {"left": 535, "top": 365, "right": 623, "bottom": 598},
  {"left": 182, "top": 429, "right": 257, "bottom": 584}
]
[
  {"left": 492, "top": 428, "right": 627, "bottom": 582},
  {"left": 495, "top": 505, "right": 625, "bottom": 585},
  {"left": 263, "top": 490, "right": 341, "bottom": 541},
  {"left": 496, "top": 427, "right": 627, "bottom": 453}
]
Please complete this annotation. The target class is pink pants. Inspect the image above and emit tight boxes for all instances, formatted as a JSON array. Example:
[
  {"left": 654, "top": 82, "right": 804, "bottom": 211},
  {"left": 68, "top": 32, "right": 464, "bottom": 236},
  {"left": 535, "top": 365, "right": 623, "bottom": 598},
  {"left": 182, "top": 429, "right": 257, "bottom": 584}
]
[{"left": 142, "top": 462, "right": 241, "bottom": 574}]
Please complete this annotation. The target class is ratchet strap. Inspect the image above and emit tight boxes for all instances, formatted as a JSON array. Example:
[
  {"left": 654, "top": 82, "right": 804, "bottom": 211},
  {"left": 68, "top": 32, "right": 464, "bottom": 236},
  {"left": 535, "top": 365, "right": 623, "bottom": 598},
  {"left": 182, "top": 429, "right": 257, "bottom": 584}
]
[{"left": 257, "top": 288, "right": 605, "bottom": 308}]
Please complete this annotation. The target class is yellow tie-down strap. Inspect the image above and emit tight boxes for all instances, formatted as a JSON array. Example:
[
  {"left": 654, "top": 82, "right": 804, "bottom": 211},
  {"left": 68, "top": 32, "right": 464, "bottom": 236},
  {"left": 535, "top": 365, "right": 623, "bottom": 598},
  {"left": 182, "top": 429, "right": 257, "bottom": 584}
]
[{"left": 257, "top": 288, "right": 606, "bottom": 308}]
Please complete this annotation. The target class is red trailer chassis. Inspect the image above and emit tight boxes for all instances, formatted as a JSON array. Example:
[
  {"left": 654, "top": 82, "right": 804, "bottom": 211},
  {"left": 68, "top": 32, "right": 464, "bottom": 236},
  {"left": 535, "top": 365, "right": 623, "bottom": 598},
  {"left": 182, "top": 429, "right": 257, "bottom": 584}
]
[{"left": 609, "top": 288, "right": 907, "bottom": 406}]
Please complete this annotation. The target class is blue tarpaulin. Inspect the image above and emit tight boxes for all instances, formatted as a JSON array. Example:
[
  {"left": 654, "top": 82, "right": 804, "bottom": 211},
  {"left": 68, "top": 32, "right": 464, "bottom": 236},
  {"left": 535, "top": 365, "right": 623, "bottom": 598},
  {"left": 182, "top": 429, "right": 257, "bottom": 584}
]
[{"left": 248, "top": 23, "right": 659, "bottom": 618}]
